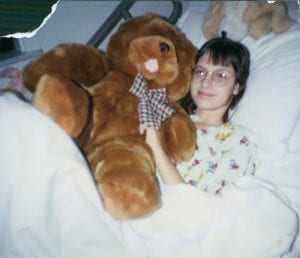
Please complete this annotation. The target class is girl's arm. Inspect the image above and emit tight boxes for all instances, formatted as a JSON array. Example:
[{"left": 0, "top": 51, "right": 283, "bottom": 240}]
[{"left": 142, "top": 126, "right": 184, "bottom": 184}]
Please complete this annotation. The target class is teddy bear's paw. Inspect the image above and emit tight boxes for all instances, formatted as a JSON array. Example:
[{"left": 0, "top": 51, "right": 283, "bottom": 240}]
[
  {"left": 160, "top": 110, "right": 196, "bottom": 162},
  {"left": 89, "top": 138, "right": 161, "bottom": 219},
  {"left": 32, "top": 74, "right": 90, "bottom": 139},
  {"left": 98, "top": 167, "right": 161, "bottom": 219}
]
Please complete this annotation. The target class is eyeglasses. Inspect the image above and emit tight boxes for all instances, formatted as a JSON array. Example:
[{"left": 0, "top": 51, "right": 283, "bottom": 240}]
[{"left": 192, "top": 66, "right": 235, "bottom": 87}]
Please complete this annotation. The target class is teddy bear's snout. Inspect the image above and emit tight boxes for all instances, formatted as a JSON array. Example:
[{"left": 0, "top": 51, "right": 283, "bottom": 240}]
[
  {"left": 127, "top": 35, "right": 178, "bottom": 84},
  {"left": 159, "top": 42, "right": 170, "bottom": 53},
  {"left": 144, "top": 58, "right": 159, "bottom": 73}
]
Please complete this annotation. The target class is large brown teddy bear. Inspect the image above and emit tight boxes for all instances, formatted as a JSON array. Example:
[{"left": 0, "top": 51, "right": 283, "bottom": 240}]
[{"left": 22, "top": 13, "right": 197, "bottom": 219}]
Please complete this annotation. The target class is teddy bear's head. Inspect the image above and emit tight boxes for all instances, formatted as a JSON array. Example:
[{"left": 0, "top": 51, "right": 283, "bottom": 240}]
[
  {"left": 106, "top": 13, "right": 197, "bottom": 102},
  {"left": 202, "top": 0, "right": 295, "bottom": 41}
]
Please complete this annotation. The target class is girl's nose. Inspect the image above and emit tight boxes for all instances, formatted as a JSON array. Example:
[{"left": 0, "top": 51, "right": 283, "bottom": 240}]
[{"left": 201, "top": 73, "right": 213, "bottom": 88}]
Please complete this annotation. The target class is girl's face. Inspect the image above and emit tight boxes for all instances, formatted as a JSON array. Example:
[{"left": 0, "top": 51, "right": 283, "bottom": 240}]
[{"left": 190, "top": 53, "right": 240, "bottom": 114}]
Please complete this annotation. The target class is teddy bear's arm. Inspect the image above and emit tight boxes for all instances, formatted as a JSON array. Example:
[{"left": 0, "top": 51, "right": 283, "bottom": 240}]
[
  {"left": 160, "top": 102, "right": 196, "bottom": 163},
  {"left": 23, "top": 43, "right": 110, "bottom": 92},
  {"left": 22, "top": 43, "right": 111, "bottom": 143}
]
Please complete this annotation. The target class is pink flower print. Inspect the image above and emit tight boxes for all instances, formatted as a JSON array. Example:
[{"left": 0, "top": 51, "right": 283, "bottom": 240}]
[
  {"left": 0, "top": 67, "right": 31, "bottom": 99},
  {"left": 188, "top": 179, "right": 198, "bottom": 186},
  {"left": 240, "top": 136, "right": 249, "bottom": 146},
  {"left": 215, "top": 188, "right": 222, "bottom": 195},
  {"left": 201, "top": 129, "right": 208, "bottom": 135},
  {"left": 215, "top": 180, "right": 227, "bottom": 195},
  {"left": 192, "top": 159, "right": 200, "bottom": 166},
  {"left": 229, "top": 159, "right": 239, "bottom": 170},
  {"left": 0, "top": 67, "right": 22, "bottom": 79}
]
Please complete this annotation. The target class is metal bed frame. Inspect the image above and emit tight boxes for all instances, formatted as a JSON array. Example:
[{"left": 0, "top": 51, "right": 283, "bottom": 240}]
[{"left": 86, "top": 0, "right": 182, "bottom": 48}]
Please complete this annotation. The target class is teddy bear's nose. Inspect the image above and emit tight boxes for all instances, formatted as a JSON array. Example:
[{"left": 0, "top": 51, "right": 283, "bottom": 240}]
[{"left": 159, "top": 42, "right": 170, "bottom": 53}]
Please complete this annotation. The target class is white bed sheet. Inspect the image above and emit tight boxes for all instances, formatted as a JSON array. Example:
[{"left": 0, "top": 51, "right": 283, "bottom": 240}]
[
  {"left": 0, "top": 93, "right": 298, "bottom": 258},
  {"left": 0, "top": 93, "right": 130, "bottom": 258}
]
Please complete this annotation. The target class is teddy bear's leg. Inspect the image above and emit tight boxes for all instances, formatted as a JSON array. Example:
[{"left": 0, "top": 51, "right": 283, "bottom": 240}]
[
  {"left": 32, "top": 74, "right": 90, "bottom": 139},
  {"left": 160, "top": 104, "right": 196, "bottom": 163},
  {"left": 87, "top": 137, "right": 161, "bottom": 219}
]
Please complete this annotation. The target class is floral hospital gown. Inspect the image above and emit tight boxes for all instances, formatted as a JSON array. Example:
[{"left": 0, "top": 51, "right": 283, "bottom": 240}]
[{"left": 176, "top": 119, "right": 258, "bottom": 196}]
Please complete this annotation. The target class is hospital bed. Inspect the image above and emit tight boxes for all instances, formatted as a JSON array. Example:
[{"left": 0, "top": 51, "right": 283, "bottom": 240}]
[{"left": 1, "top": 1, "right": 300, "bottom": 257}]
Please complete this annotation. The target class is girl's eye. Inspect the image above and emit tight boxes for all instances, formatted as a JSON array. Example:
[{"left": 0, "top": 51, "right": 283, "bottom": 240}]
[
  {"left": 195, "top": 68, "right": 205, "bottom": 76},
  {"left": 214, "top": 71, "right": 229, "bottom": 79}
]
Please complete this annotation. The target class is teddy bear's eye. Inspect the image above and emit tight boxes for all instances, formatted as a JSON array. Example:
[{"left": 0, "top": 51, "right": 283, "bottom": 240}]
[{"left": 159, "top": 42, "right": 170, "bottom": 53}]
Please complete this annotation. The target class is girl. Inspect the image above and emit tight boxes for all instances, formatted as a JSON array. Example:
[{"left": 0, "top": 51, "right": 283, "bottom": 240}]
[{"left": 143, "top": 35, "right": 258, "bottom": 195}]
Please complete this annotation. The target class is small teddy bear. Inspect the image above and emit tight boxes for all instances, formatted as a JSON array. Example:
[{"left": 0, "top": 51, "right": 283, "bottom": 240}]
[
  {"left": 202, "top": 0, "right": 295, "bottom": 41},
  {"left": 22, "top": 13, "right": 197, "bottom": 220},
  {"left": 243, "top": 0, "right": 295, "bottom": 39}
]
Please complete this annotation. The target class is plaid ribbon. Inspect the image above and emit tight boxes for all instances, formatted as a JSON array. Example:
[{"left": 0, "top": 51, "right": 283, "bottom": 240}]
[{"left": 129, "top": 73, "right": 176, "bottom": 130}]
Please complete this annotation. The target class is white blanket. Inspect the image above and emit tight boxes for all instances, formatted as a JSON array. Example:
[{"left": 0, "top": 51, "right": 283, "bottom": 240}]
[
  {"left": 107, "top": 179, "right": 298, "bottom": 258},
  {"left": 0, "top": 93, "right": 298, "bottom": 258}
]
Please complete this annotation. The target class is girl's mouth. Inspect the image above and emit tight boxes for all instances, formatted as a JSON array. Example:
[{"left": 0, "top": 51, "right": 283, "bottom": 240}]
[{"left": 197, "top": 91, "right": 215, "bottom": 98}]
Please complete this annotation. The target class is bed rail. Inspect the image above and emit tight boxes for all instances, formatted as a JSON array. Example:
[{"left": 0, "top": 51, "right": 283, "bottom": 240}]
[{"left": 86, "top": 0, "right": 182, "bottom": 48}]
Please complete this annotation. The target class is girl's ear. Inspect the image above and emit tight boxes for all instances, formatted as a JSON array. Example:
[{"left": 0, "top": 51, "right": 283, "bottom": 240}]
[{"left": 233, "top": 83, "right": 240, "bottom": 95}]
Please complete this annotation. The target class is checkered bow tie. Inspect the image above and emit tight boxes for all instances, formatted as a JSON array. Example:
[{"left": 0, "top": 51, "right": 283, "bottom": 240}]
[{"left": 129, "top": 73, "right": 176, "bottom": 130}]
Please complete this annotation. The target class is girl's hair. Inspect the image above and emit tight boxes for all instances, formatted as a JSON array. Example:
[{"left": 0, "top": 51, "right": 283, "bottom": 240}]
[{"left": 180, "top": 32, "right": 251, "bottom": 122}]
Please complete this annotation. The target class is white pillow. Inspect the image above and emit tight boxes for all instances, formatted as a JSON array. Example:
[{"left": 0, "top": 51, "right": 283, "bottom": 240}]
[{"left": 231, "top": 24, "right": 300, "bottom": 162}]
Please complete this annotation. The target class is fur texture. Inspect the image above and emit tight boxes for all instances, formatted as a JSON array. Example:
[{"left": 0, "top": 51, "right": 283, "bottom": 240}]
[
  {"left": 22, "top": 13, "right": 197, "bottom": 219},
  {"left": 202, "top": 0, "right": 295, "bottom": 40}
]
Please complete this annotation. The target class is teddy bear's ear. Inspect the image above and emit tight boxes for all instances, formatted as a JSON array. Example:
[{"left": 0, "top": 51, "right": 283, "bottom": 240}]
[{"left": 202, "top": 1, "right": 226, "bottom": 39}]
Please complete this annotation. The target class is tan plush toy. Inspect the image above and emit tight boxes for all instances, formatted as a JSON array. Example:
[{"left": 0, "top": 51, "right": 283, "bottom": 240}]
[
  {"left": 243, "top": 0, "right": 295, "bottom": 39},
  {"left": 202, "top": 0, "right": 295, "bottom": 41},
  {"left": 22, "top": 13, "right": 197, "bottom": 220}
]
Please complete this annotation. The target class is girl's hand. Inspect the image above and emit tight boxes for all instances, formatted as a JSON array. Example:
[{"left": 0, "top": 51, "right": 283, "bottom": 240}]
[
  {"left": 140, "top": 124, "right": 184, "bottom": 184},
  {"left": 139, "top": 124, "right": 162, "bottom": 151}
]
